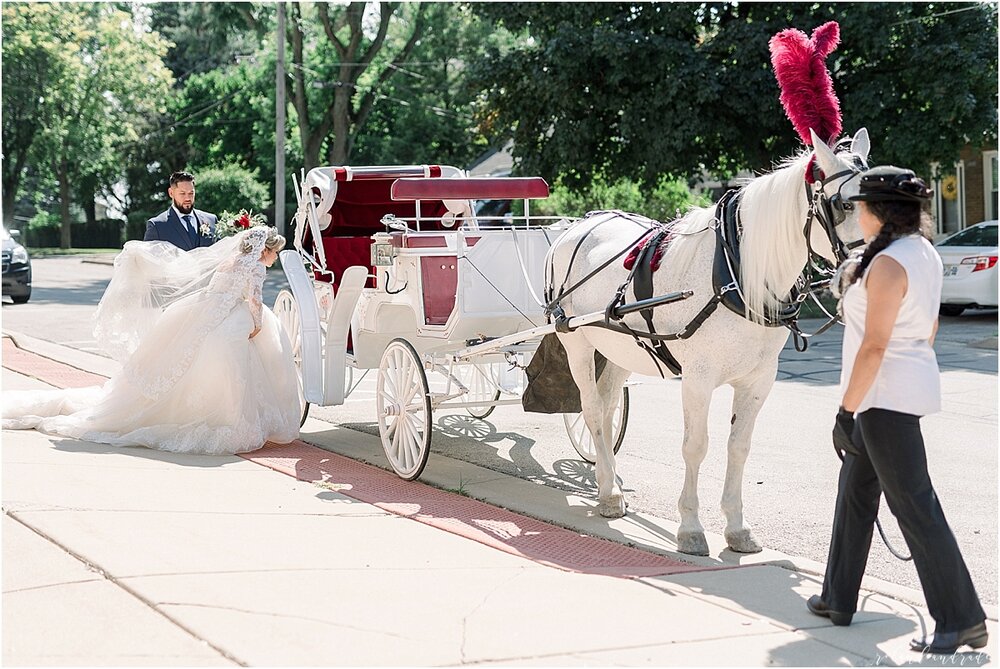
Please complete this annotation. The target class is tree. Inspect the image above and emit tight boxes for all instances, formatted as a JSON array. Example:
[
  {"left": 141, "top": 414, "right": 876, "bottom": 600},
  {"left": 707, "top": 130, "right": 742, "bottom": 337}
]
[
  {"left": 118, "top": 3, "right": 275, "bottom": 226},
  {"left": 139, "top": 2, "right": 495, "bottom": 227},
  {"left": 194, "top": 165, "right": 271, "bottom": 217},
  {"left": 2, "top": 3, "right": 173, "bottom": 247},
  {"left": 468, "top": 3, "right": 998, "bottom": 186},
  {"left": 287, "top": 2, "right": 430, "bottom": 170},
  {"left": 1, "top": 4, "right": 79, "bottom": 227},
  {"left": 346, "top": 3, "right": 493, "bottom": 167}
]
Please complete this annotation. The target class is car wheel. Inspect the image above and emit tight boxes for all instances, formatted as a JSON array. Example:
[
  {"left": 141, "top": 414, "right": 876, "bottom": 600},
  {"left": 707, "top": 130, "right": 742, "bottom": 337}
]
[
  {"left": 939, "top": 304, "right": 965, "bottom": 317},
  {"left": 11, "top": 292, "right": 30, "bottom": 304}
]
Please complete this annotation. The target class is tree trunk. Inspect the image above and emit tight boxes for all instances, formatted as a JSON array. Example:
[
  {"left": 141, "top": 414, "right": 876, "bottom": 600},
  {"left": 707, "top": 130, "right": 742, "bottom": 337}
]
[
  {"left": 328, "top": 88, "right": 352, "bottom": 165},
  {"left": 2, "top": 149, "right": 29, "bottom": 229},
  {"left": 1, "top": 176, "right": 16, "bottom": 229},
  {"left": 84, "top": 195, "right": 96, "bottom": 225},
  {"left": 302, "top": 136, "right": 323, "bottom": 173},
  {"left": 58, "top": 159, "right": 72, "bottom": 249}
]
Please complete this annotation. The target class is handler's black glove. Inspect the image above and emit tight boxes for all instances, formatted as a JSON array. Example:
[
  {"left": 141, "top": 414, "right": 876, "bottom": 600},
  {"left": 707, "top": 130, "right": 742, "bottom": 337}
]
[{"left": 832, "top": 407, "right": 860, "bottom": 460}]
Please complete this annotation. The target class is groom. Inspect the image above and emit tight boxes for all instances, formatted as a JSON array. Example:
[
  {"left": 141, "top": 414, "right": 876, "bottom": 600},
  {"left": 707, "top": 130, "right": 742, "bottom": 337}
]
[{"left": 144, "top": 171, "right": 217, "bottom": 250}]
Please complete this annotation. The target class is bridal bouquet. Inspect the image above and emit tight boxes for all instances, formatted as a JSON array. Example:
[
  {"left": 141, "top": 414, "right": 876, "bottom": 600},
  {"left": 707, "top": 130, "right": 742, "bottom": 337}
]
[{"left": 215, "top": 209, "right": 267, "bottom": 239}]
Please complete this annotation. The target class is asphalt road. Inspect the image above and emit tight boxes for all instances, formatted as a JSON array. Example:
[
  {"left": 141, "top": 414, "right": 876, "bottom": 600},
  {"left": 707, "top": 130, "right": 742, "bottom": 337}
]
[{"left": 4, "top": 254, "right": 997, "bottom": 605}]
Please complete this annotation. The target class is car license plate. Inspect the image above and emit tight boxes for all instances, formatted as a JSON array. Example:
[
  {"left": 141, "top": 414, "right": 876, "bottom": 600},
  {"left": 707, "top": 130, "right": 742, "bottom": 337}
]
[{"left": 943, "top": 265, "right": 959, "bottom": 277}]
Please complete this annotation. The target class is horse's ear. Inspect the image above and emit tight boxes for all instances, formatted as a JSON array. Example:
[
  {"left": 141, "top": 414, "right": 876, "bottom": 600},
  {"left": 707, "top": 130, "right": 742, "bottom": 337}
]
[
  {"left": 850, "top": 128, "right": 870, "bottom": 162},
  {"left": 810, "top": 128, "right": 838, "bottom": 174}
]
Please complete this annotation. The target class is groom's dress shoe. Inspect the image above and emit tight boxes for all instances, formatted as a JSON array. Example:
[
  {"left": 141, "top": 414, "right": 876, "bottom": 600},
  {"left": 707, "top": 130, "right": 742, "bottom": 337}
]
[
  {"left": 806, "top": 595, "right": 853, "bottom": 626},
  {"left": 910, "top": 621, "right": 988, "bottom": 654}
]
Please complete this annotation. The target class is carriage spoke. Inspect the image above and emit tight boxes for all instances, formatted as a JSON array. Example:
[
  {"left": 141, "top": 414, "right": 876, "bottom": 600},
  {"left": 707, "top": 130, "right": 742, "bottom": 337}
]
[
  {"left": 400, "top": 380, "right": 420, "bottom": 408},
  {"left": 384, "top": 373, "right": 401, "bottom": 403},
  {"left": 390, "top": 416, "right": 402, "bottom": 458},
  {"left": 400, "top": 423, "right": 415, "bottom": 470},
  {"left": 404, "top": 417, "right": 423, "bottom": 453}
]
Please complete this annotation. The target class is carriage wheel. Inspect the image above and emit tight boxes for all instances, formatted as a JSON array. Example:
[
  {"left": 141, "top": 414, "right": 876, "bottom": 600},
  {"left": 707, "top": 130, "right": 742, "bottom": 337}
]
[
  {"left": 457, "top": 362, "right": 502, "bottom": 420},
  {"left": 377, "top": 339, "right": 433, "bottom": 481},
  {"left": 563, "top": 387, "right": 629, "bottom": 463},
  {"left": 273, "top": 289, "right": 310, "bottom": 427}
]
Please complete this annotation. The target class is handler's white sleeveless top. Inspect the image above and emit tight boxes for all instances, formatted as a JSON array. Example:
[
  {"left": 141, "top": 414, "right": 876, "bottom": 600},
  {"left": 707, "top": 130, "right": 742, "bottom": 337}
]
[{"left": 840, "top": 234, "right": 942, "bottom": 416}]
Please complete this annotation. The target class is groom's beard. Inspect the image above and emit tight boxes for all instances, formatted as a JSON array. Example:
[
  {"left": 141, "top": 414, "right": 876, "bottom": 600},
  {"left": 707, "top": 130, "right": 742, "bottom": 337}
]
[{"left": 173, "top": 201, "right": 194, "bottom": 215}]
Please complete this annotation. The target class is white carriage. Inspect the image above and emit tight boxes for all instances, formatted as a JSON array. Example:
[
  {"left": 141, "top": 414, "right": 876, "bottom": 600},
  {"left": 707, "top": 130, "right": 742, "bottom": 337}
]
[{"left": 274, "top": 164, "right": 631, "bottom": 480}]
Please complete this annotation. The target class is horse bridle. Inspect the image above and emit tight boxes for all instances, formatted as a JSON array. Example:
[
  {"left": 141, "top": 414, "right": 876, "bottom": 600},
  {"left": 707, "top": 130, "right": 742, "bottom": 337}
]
[
  {"left": 805, "top": 153, "right": 868, "bottom": 268},
  {"left": 782, "top": 153, "right": 868, "bottom": 349}
]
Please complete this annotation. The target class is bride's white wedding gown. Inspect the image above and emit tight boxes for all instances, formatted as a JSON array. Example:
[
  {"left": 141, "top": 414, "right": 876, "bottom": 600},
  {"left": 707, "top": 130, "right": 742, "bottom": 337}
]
[{"left": 2, "top": 231, "right": 301, "bottom": 455}]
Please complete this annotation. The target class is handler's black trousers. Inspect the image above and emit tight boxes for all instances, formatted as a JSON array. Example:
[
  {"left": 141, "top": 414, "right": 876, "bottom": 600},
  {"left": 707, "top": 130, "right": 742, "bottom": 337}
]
[{"left": 821, "top": 408, "right": 985, "bottom": 633}]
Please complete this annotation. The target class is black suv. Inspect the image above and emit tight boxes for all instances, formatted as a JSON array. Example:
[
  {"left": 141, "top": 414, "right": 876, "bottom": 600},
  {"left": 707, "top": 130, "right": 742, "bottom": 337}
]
[{"left": 2, "top": 224, "right": 32, "bottom": 303}]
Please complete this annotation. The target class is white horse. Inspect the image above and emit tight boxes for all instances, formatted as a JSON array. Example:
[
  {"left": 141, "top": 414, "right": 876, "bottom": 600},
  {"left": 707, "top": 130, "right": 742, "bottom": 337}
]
[{"left": 546, "top": 129, "right": 870, "bottom": 555}]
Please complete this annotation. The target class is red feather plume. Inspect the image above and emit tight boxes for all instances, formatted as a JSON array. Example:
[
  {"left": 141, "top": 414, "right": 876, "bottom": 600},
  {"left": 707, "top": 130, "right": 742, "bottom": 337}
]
[{"left": 769, "top": 21, "right": 842, "bottom": 147}]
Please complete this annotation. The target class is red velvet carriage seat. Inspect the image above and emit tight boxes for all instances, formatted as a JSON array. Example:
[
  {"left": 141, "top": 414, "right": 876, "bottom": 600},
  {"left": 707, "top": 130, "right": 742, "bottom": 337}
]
[{"left": 300, "top": 165, "right": 453, "bottom": 295}]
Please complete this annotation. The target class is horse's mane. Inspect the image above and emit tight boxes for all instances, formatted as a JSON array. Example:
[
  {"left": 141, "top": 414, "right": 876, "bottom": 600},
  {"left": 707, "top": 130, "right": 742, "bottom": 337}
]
[
  {"left": 738, "top": 150, "right": 813, "bottom": 324},
  {"left": 662, "top": 150, "right": 814, "bottom": 325}
]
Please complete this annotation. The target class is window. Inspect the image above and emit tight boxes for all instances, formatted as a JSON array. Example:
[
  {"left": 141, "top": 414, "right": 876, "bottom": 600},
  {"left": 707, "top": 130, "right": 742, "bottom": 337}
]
[
  {"left": 984, "top": 151, "right": 998, "bottom": 221},
  {"left": 940, "top": 223, "right": 998, "bottom": 247},
  {"left": 932, "top": 162, "right": 965, "bottom": 235}
]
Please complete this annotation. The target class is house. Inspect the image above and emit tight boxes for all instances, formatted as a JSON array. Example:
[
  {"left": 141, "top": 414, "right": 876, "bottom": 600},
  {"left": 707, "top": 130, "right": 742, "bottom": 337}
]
[{"left": 930, "top": 144, "right": 998, "bottom": 238}]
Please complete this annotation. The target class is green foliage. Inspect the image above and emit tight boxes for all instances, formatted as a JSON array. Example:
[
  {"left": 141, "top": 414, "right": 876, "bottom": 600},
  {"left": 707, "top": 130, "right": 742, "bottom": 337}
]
[
  {"left": 834, "top": 4, "right": 999, "bottom": 170},
  {"left": 194, "top": 166, "right": 271, "bottom": 218},
  {"left": 22, "top": 210, "right": 60, "bottom": 247},
  {"left": 349, "top": 3, "right": 492, "bottom": 168},
  {"left": 468, "top": 2, "right": 998, "bottom": 185},
  {"left": 534, "top": 175, "right": 711, "bottom": 221},
  {"left": 1, "top": 3, "right": 83, "bottom": 225},
  {"left": 1, "top": 2, "right": 174, "bottom": 246},
  {"left": 173, "top": 63, "right": 274, "bottom": 172},
  {"left": 7, "top": 1, "right": 995, "bottom": 244},
  {"left": 123, "top": 3, "right": 280, "bottom": 226}
]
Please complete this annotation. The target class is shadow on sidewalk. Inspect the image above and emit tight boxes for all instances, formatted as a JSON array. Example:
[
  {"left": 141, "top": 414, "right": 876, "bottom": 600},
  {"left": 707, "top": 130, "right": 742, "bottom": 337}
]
[{"left": 246, "top": 436, "right": 719, "bottom": 580}]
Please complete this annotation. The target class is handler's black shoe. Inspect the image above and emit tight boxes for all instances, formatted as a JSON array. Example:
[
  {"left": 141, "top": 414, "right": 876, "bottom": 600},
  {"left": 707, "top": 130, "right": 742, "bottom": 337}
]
[
  {"left": 910, "top": 621, "right": 988, "bottom": 654},
  {"left": 806, "top": 595, "right": 853, "bottom": 626}
]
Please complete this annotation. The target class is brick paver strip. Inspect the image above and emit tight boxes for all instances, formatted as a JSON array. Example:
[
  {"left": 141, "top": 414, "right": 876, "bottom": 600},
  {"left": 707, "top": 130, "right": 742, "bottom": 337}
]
[
  {"left": 3, "top": 337, "right": 107, "bottom": 388},
  {"left": 4, "top": 336, "right": 718, "bottom": 578}
]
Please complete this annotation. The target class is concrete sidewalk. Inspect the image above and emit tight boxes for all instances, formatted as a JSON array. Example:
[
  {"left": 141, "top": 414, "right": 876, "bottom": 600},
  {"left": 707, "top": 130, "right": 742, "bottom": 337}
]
[{"left": 3, "top": 332, "right": 997, "bottom": 666}]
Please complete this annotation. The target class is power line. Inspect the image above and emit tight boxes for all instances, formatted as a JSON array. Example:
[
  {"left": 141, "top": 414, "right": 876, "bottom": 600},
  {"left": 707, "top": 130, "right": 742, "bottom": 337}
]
[{"left": 890, "top": 4, "right": 990, "bottom": 25}]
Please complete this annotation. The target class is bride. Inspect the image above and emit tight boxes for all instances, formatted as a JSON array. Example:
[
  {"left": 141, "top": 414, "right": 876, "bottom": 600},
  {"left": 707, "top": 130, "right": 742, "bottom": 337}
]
[{"left": 2, "top": 225, "right": 301, "bottom": 455}]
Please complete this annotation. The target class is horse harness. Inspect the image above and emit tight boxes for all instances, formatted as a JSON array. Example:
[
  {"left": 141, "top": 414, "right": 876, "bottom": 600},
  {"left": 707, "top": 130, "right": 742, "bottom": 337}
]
[
  {"left": 545, "top": 158, "right": 865, "bottom": 376},
  {"left": 602, "top": 191, "right": 806, "bottom": 377}
]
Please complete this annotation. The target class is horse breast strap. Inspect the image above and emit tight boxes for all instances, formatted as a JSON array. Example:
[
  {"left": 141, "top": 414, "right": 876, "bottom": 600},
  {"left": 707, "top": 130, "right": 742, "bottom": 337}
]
[{"left": 713, "top": 190, "right": 802, "bottom": 327}]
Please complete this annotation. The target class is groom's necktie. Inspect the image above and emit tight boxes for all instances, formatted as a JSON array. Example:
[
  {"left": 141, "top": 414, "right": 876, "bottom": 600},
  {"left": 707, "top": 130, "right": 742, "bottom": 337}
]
[{"left": 183, "top": 214, "right": 198, "bottom": 246}]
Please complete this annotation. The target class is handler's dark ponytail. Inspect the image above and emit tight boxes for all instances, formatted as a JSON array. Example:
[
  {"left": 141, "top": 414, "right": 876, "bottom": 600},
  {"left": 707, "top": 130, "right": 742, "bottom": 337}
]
[{"left": 846, "top": 200, "right": 932, "bottom": 286}]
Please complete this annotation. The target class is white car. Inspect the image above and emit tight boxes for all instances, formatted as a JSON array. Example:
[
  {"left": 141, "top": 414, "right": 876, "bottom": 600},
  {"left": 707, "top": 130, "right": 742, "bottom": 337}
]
[{"left": 935, "top": 220, "right": 998, "bottom": 316}]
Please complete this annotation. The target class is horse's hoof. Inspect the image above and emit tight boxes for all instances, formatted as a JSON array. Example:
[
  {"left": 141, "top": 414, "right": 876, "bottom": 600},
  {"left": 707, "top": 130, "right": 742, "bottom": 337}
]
[
  {"left": 725, "top": 529, "right": 763, "bottom": 554},
  {"left": 598, "top": 495, "right": 627, "bottom": 518},
  {"left": 677, "top": 530, "right": 710, "bottom": 556}
]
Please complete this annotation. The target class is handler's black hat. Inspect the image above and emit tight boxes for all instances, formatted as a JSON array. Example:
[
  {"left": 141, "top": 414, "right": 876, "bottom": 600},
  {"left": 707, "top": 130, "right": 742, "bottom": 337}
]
[{"left": 849, "top": 165, "right": 932, "bottom": 203}]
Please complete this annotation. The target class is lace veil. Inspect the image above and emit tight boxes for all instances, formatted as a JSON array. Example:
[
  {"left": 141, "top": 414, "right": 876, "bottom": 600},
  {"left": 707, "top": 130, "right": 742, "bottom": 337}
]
[{"left": 93, "top": 227, "right": 271, "bottom": 363}]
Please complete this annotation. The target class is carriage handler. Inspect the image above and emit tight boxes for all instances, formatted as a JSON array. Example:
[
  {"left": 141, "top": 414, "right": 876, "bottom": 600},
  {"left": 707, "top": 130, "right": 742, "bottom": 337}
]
[{"left": 806, "top": 165, "right": 988, "bottom": 655}]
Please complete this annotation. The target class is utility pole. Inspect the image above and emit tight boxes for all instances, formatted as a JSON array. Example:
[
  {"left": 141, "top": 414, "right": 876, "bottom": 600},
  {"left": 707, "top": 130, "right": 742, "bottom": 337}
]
[{"left": 275, "top": 2, "right": 287, "bottom": 236}]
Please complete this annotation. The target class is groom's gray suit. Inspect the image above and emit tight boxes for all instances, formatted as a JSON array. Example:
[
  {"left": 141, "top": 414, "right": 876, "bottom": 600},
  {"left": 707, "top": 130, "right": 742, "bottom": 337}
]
[{"left": 144, "top": 208, "right": 217, "bottom": 251}]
